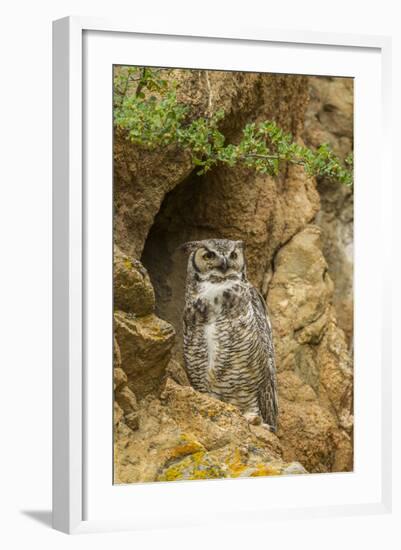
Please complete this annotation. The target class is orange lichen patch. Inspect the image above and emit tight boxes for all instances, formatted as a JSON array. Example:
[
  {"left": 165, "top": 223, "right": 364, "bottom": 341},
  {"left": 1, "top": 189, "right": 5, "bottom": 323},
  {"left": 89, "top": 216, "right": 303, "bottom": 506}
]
[
  {"left": 226, "top": 448, "right": 248, "bottom": 478},
  {"left": 224, "top": 448, "right": 285, "bottom": 478},
  {"left": 165, "top": 433, "right": 205, "bottom": 461},
  {"left": 249, "top": 464, "right": 282, "bottom": 477}
]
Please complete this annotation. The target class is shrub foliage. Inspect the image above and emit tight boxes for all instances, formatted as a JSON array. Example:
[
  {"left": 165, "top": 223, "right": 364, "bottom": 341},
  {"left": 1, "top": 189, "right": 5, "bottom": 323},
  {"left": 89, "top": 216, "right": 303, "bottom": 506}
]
[{"left": 114, "top": 67, "right": 353, "bottom": 186}]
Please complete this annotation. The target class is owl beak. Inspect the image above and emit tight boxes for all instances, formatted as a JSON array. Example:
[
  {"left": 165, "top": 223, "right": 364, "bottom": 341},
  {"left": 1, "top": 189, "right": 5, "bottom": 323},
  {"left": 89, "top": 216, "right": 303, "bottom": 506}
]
[{"left": 219, "top": 257, "right": 229, "bottom": 273}]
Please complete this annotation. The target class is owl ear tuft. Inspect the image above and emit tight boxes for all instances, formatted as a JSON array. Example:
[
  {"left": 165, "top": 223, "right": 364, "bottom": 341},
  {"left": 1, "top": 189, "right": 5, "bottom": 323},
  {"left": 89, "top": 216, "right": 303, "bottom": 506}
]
[{"left": 178, "top": 241, "right": 202, "bottom": 254}]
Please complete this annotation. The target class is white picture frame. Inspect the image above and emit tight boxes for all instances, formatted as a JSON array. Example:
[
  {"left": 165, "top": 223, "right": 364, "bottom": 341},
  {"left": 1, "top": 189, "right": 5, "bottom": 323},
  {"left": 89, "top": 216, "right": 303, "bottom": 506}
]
[{"left": 52, "top": 16, "right": 392, "bottom": 534}]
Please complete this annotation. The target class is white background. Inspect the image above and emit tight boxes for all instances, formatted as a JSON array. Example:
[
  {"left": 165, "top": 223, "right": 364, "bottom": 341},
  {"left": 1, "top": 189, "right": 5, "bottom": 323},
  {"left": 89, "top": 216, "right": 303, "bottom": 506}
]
[{"left": 0, "top": 0, "right": 399, "bottom": 548}]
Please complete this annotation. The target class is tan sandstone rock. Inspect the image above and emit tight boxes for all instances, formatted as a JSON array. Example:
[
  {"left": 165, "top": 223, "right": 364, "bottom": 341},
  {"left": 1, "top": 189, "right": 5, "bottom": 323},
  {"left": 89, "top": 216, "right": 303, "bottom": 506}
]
[
  {"left": 114, "top": 378, "right": 306, "bottom": 484},
  {"left": 304, "top": 76, "right": 354, "bottom": 345},
  {"left": 114, "top": 246, "right": 155, "bottom": 315},
  {"left": 114, "top": 310, "right": 175, "bottom": 399},
  {"left": 268, "top": 225, "right": 353, "bottom": 472}
]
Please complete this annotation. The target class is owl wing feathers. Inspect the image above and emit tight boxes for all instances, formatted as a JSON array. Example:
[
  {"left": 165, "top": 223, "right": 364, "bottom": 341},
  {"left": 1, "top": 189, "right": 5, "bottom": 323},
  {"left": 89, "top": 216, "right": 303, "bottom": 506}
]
[
  {"left": 249, "top": 287, "right": 278, "bottom": 431},
  {"left": 182, "top": 302, "right": 209, "bottom": 392}
]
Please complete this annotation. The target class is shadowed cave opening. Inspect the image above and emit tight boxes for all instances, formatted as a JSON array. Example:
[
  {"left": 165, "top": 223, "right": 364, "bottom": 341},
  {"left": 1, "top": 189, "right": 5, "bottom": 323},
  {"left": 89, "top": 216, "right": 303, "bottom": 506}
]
[{"left": 141, "top": 169, "right": 225, "bottom": 358}]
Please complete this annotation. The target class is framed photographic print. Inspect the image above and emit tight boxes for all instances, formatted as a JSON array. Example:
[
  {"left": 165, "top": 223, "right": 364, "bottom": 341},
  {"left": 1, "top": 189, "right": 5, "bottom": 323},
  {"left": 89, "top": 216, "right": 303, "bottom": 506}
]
[{"left": 52, "top": 17, "right": 392, "bottom": 534}]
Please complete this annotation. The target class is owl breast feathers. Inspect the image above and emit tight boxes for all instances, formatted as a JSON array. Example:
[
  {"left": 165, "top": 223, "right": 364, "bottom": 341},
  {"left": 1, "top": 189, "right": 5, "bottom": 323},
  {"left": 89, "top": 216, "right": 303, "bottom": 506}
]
[{"left": 181, "top": 238, "right": 278, "bottom": 431}]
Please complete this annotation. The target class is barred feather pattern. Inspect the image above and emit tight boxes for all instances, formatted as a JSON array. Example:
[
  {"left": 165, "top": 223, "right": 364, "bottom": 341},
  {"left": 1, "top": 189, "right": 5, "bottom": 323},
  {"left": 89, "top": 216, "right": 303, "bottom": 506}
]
[{"left": 183, "top": 274, "right": 278, "bottom": 431}]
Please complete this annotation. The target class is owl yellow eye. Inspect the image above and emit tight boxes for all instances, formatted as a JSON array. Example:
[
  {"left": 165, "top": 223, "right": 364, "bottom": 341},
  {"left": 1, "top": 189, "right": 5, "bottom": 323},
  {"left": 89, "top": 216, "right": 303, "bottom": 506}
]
[
  {"left": 204, "top": 250, "right": 216, "bottom": 260},
  {"left": 230, "top": 251, "right": 238, "bottom": 260}
]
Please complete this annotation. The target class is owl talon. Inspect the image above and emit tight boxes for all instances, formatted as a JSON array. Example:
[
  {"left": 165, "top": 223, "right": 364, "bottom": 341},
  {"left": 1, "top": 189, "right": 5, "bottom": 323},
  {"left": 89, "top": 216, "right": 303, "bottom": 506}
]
[
  {"left": 261, "top": 422, "right": 276, "bottom": 433},
  {"left": 244, "top": 412, "right": 262, "bottom": 426}
]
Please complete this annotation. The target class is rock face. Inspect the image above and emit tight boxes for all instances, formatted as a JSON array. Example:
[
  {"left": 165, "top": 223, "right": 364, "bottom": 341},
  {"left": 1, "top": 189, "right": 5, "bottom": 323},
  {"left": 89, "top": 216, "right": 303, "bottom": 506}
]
[
  {"left": 268, "top": 226, "right": 353, "bottom": 472},
  {"left": 113, "top": 69, "right": 354, "bottom": 482},
  {"left": 114, "top": 246, "right": 155, "bottom": 315},
  {"left": 113, "top": 247, "right": 175, "bottom": 400},
  {"left": 303, "top": 77, "right": 354, "bottom": 346},
  {"left": 114, "top": 70, "right": 312, "bottom": 260},
  {"left": 115, "top": 377, "right": 306, "bottom": 484},
  {"left": 113, "top": 251, "right": 306, "bottom": 483}
]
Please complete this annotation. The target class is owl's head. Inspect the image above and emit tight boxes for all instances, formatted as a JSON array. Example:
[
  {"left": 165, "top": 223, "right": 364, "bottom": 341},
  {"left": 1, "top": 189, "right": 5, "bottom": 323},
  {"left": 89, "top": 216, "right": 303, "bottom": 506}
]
[{"left": 181, "top": 239, "right": 246, "bottom": 282}]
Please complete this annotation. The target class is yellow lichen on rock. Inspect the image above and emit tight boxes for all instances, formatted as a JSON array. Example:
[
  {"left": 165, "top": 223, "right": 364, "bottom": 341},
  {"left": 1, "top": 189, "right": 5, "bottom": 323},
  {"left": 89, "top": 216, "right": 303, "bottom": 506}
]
[
  {"left": 157, "top": 447, "right": 306, "bottom": 483},
  {"left": 165, "top": 433, "right": 206, "bottom": 461},
  {"left": 157, "top": 452, "right": 227, "bottom": 482}
]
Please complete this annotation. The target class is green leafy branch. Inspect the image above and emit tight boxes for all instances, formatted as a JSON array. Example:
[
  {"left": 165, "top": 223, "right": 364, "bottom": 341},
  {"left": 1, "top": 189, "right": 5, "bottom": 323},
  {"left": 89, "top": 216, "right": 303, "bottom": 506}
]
[{"left": 114, "top": 67, "right": 353, "bottom": 186}]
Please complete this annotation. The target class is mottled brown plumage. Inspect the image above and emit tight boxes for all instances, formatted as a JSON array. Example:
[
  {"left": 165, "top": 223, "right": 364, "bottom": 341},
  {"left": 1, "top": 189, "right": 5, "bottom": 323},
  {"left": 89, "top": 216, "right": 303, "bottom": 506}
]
[{"left": 181, "top": 239, "right": 278, "bottom": 431}]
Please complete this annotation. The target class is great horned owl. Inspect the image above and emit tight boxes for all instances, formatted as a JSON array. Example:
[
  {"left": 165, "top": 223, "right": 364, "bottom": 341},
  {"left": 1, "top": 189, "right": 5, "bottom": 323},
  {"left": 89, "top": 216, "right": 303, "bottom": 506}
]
[{"left": 181, "top": 239, "right": 278, "bottom": 431}]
